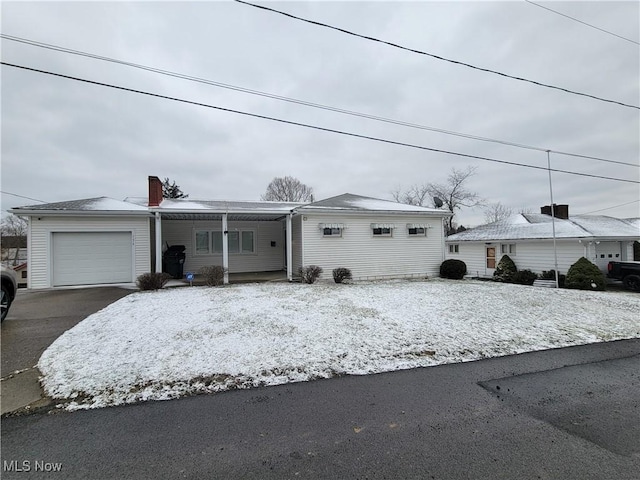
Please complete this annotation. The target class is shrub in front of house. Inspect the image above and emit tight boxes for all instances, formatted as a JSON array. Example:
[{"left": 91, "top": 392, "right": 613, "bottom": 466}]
[
  {"left": 300, "top": 265, "right": 323, "bottom": 284},
  {"left": 512, "top": 269, "right": 538, "bottom": 285},
  {"left": 565, "top": 257, "right": 606, "bottom": 291},
  {"left": 200, "top": 265, "right": 226, "bottom": 287},
  {"left": 332, "top": 267, "right": 352, "bottom": 284},
  {"left": 136, "top": 272, "right": 171, "bottom": 291},
  {"left": 493, "top": 255, "right": 517, "bottom": 282},
  {"left": 541, "top": 269, "right": 566, "bottom": 287},
  {"left": 439, "top": 259, "right": 467, "bottom": 280}
]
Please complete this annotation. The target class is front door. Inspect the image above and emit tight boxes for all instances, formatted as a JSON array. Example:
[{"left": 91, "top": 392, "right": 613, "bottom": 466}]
[{"left": 486, "top": 247, "right": 496, "bottom": 270}]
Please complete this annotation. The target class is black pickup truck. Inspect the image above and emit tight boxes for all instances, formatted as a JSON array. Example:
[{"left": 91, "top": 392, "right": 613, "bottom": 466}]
[{"left": 607, "top": 261, "right": 640, "bottom": 291}]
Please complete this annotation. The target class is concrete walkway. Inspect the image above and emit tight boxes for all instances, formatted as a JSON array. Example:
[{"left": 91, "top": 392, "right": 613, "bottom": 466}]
[{"left": 0, "top": 368, "right": 51, "bottom": 415}]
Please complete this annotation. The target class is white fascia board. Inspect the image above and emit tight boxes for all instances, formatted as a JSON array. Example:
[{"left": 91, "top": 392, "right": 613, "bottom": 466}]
[
  {"left": 10, "top": 209, "right": 152, "bottom": 217},
  {"left": 151, "top": 208, "right": 296, "bottom": 216},
  {"left": 296, "top": 208, "right": 451, "bottom": 217}
]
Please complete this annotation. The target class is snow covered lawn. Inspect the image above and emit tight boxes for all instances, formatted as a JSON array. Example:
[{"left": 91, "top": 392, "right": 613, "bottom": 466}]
[{"left": 38, "top": 279, "right": 640, "bottom": 410}]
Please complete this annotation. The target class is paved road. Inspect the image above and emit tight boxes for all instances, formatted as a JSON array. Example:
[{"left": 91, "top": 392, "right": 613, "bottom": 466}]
[
  {"left": 1, "top": 287, "right": 133, "bottom": 375},
  {"left": 2, "top": 339, "right": 639, "bottom": 479}
]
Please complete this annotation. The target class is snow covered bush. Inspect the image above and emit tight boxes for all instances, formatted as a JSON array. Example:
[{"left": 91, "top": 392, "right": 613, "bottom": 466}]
[
  {"left": 493, "top": 255, "right": 517, "bottom": 282},
  {"left": 299, "top": 265, "right": 323, "bottom": 284},
  {"left": 200, "top": 265, "right": 226, "bottom": 287},
  {"left": 332, "top": 267, "right": 353, "bottom": 284},
  {"left": 565, "top": 257, "right": 606, "bottom": 291},
  {"left": 136, "top": 272, "right": 171, "bottom": 291},
  {"left": 439, "top": 259, "right": 467, "bottom": 279},
  {"left": 512, "top": 269, "right": 538, "bottom": 285}
]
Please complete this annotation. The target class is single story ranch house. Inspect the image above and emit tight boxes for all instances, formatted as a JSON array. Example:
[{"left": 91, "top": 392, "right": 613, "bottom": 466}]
[
  {"left": 445, "top": 204, "right": 639, "bottom": 278},
  {"left": 11, "top": 176, "right": 451, "bottom": 289}
]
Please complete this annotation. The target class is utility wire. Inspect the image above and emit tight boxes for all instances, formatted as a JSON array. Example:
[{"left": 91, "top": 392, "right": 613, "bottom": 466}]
[
  {"left": 2, "top": 61, "right": 638, "bottom": 186},
  {"left": 1, "top": 34, "right": 637, "bottom": 168},
  {"left": 525, "top": 0, "right": 640, "bottom": 46},
  {"left": 1, "top": 191, "right": 47, "bottom": 203},
  {"left": 234, "top": 0, "right": 639, "bottom": 110},
  {"left": 579, "top": 199, "right": 640, "bottom": 215}
]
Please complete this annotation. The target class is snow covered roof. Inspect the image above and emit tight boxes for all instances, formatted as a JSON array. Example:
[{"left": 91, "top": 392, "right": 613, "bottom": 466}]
[
  {"left": 11, "top": 197, "right": 150, "bottom": 215},
  {"left": 298, "top": 193, "right": 449, "bottom": 215},
  {"left": 446, "top": 213, "right": 640, "bottom": 242},
  {"left": 13, "top": 193, "right": 450, "bottom": 219},
  {"left": 155, "top": 198, "right": 303, "bottom": 213}
]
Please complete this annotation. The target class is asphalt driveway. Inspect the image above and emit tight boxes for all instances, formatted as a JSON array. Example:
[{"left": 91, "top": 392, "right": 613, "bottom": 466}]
[{"left": 1, "top": 287, "right": 133, "bottom": 375}]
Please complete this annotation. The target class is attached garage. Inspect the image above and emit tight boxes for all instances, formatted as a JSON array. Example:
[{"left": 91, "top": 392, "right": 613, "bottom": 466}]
[
  {"left": 10, "top": 197, "right": 152, "bottom": 289},
  {"left": 52, "top": 232, "right": 134, "bottom": 286}
]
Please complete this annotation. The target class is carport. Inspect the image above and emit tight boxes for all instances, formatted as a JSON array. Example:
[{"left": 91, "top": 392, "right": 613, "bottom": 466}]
[{"left": 151, "top": 208, "right": 296, "bottom": 284}]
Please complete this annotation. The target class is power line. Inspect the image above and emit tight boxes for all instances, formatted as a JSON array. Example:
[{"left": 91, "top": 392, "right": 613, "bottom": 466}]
[
  {"left": 1, "top": 191, "right": 47, "bottom": 203},
  {"left": 1, "top": 34, "right": 637, "bottom": 168},
  {"left": 578, "top": 199, "right": 640, "bottom": 215},
  {"left": 525, "top": 0, "right": 640, "bottom": 46},
  {"left": 234, "top": 0, "right": 639, "bottom": 110},
  {"left": 2, "top": 61, "right": 638, "bottom": 186}
]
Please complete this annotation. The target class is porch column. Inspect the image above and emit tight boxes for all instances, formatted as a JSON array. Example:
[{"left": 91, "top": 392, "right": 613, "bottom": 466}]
[
  {"left": 154, "top": 212, "right": 162, "bottom": 273},
  {"left": 222, "top": 213, "right": 229, "bottom": 284},
  {"left": 286, "top": 213, "right": 293, "bottom": 281}
]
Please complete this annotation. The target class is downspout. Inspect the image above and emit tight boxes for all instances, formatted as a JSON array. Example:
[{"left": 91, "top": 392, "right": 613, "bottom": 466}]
[
  {"left": 441, "top": 216, "right": 446, "bottom": 264},
  {"left": 286, "top": 213, "right": 293, "bottom": 281},
  {"left": 154, "top": 212, "right": 162, "bottom": 273},
  {"left": 26, "top": 216, "right": 32, "bottom": 289},
  {"left": 222, "top": 213, "right": 229, "bottom": 284}
]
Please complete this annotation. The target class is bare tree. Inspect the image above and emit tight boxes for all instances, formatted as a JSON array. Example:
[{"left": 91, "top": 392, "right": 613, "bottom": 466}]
[
  {"left": 391, "top": 184, "right": 430, "bottom": 206},
  {"left": 1, "top": 214, "right": 27, "bottom": 266},
  {"left": 162, "top": 178, "right": 189, "bottom": 199},
  {"left": 484, "top": 202, "right": 513, "bottom": 223},
  {"left": 261, "top": 176, "right": 314, "bottom": 202},
  {"left": 392, "top": 167, "right": 482, "bottom": 235}
]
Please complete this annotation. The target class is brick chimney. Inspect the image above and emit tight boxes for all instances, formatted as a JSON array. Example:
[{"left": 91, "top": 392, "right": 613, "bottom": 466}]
[
  {"left": 148, "top": 176, "right": 163, "bottom": 207},
  {"left": 541, "top": 204, "right": 569, "bottom": 219}
]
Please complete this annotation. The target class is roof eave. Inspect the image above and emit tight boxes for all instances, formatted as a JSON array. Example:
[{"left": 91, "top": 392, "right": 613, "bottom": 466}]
[
  {"left": 151, "top": 208, "right": 296, "bottom": 215},
  {"left": 10, "top": 208, "right": 151, "bottom": 216},
  {"left": 296, "top": 207, "right": 450, "bottom": 216}
]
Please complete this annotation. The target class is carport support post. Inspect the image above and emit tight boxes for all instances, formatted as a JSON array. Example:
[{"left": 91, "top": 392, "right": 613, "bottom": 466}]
[
  {"left": 286, "top": 213, "right": 293, "bottom": 281},
  {"left": 154, "top": 212, "right": 162, "bottom": 273},
  {"left": 222, "top": 213, "right": 229, "bottom": 285}
]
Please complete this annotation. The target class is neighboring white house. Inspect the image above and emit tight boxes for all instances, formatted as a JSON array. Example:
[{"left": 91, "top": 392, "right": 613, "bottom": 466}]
[
  {"left": 11, "top": 176, "right": 451, "bottom": 289},
  {"left": 445, "top": 204, "right": 639, "bottom": 278}
]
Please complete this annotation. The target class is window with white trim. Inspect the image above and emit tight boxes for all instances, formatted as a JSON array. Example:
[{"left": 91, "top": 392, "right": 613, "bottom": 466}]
[
  {"left": 371, "top": 224, "right": 394, "bottom": 236},
  {"left": 449, "top": 244, "right": 459, "bottom": 254},
  {"left": 407, "top": 223, "right": 429, "bottom": 236},
  {"left": 195, "top": 230, "right": 255, "bottom": 255},
  {"left": 501, "top": 243, "right": 516, "bottom": 255},
  {"left": 319, "top": 223, "right": 344, "bottom": 237}
]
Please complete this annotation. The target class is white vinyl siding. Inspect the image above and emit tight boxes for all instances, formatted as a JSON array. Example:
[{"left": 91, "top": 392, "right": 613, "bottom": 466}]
[
  {"left": 300, "top": 214, "right": 445, "bottom": 280},
  {"left": 28, "top": 216, "right": 150, "bottom": 289},
  {"left": 445, "top": 240, "right": 588, "bottom": 278},
  {"left": 162, "top": 220, "right": 284, "bottom": 273},
  {"left": 52, "top": 232, "right": 133, "bottom": 286},
  {"left": 292, "top": 214, "right": 303, "bottom": 275}
]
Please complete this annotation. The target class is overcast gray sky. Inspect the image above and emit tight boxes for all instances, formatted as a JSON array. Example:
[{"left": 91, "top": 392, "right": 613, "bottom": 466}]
[{"left": 2, "top": 1, "right": 638, "bottom": 227}]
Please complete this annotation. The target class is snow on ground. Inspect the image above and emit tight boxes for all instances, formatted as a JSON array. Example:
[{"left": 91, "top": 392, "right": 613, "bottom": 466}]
[{"left": 38, "top": 279, "right": 640, "bottom": 410}]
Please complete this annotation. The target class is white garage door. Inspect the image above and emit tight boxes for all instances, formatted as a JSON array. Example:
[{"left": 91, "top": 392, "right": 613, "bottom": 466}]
[{"left": 52, "top": 232, "right": 133, "bottom": 286}]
